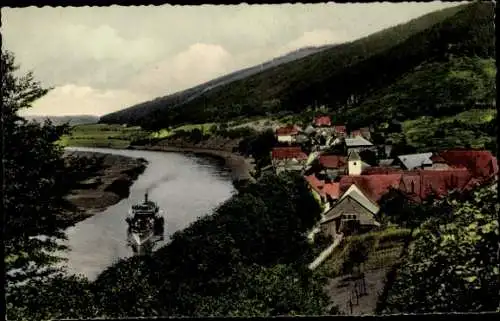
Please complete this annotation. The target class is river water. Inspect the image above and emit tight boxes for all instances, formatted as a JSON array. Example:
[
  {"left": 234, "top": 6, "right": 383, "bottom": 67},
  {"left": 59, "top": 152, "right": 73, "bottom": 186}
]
[{"left": 61, "top": 147, "right": 235, "bottom": 280}]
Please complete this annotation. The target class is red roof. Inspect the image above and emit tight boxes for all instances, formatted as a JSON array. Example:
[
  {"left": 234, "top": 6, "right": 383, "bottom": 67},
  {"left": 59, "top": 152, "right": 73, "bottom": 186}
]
[
  {"left": 314, "top": 116, "right": 331, "bottom": 127},
  {"left": 339, "top": 174, "right": 403, "bottom": 203},
  {"left": 323, "top": 182, "right": 340, "bottom": 199},
  {"left": 276, "top": 125, "right": 300, "bottom": 136},
  {"left": 333, "top": 125, "right": 347, "bottom": 134},
  {"left": 438, "top": 150, "right": 498, "bottom": 180},
  {"left": 304, "top": 174, "right": 340, "bottom": 199},
  {"left": 319, "top": 155, "right": 347, "bottom": 169},
  {"left": 362, "top": 167, "right": 404, "bottom": 175},
  {"left": 398, "top": 168, "right": 473, "bottom": 202},
  {"left": 272, "top": 147, "right": 308, "bottom": 160}
]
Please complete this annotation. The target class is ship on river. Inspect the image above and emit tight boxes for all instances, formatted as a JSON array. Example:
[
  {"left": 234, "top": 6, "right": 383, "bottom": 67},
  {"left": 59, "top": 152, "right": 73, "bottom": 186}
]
[{"left": 125, "top": 192, "right": 165, "bottom": 255}]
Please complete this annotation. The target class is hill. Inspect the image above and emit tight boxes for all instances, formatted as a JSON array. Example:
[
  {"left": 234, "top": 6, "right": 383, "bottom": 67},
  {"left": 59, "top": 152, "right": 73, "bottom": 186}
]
[
  {"left": 99, "top": 45, "right": 335, "bottom": 127},
  {"left": 25, "top": 115, "right": 99, "bottom": 126},
  {"left": 100, "top": 2, "right": 494, "bottom": 130}
]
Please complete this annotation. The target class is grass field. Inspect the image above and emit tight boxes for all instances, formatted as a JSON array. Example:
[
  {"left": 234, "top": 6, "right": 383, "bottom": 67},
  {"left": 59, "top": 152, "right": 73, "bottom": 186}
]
[
  {"left": 401, "top": 108, "right": 496, "bottom": 151},
  {"left": 58, "top": 123, "right": 147, "bottom": 148}
]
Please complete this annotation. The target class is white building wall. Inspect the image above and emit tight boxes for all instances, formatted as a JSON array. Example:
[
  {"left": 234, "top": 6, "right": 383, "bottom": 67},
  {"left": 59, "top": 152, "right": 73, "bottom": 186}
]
[
  {"left": 348, "top": 160, "right": 362, "bottom": 175},
  {"left": 277, "top": 135, "right": 294, "bottom": 143}
]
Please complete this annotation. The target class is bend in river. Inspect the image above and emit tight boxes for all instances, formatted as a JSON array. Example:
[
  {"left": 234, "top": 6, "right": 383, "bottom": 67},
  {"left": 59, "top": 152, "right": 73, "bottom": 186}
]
[{"left": 61, "top": 147, "right": 235, "bottom": 280}]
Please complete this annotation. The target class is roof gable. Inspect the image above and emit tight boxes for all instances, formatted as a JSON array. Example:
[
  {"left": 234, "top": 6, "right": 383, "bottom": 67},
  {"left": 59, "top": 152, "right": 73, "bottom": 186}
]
[
  {"left": 340, "top": 174, "right": 403, "bottom": 203},
  {"left": 339, "top": 184, "right": 380, "bottom": 214},
  {"left": 399, "top": 168, "right": 473, "bottom": 201},
  {"left": 397, "top": 153, "right": 433, "bottom": 170},
  {"left": 348, "top": 151, "right": 361, "bottom": 161},
  {"left": 345, "top": 136, "right": 373, "bottom": 147}
]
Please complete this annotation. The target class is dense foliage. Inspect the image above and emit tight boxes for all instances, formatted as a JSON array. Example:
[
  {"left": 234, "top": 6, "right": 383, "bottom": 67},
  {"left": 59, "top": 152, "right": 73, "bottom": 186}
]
[
  {"left": 2, "top": 50, "right": 71, "bottom": 288},
  {"left": 2, "top": 50, "right": 105, "bottom": 320},
  {"left": 99, "top": 3, "right": 493, "bottom": 130},
  {"left": 91, "top": 172, "right": 329, "bottom": 317},
  {"left": 380, "top": 185, "right": 499, "bottom": 313}
]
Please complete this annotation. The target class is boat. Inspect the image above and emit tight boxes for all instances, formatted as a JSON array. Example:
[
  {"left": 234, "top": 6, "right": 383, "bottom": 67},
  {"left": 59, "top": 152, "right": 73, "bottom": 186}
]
[{"left": 125, "top": 192, "right": 165, "bottom": 254}]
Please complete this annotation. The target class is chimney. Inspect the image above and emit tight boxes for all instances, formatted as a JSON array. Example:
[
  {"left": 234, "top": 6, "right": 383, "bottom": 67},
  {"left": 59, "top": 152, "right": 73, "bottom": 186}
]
[{"left": 144, "top": 193, "right": 148, "bottom": 203}]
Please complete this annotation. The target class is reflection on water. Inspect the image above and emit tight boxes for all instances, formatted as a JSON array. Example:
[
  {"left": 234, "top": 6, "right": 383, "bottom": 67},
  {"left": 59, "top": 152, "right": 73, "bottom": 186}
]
[{"left": 60, "top": 147, "right": 235, "bottom": 280}]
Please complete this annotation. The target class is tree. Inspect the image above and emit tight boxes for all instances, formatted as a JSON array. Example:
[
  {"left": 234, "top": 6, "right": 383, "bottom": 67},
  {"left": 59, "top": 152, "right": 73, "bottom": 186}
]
[
  {"left": 2, "top": 50, "right": 83, "bottom": 319},
  {"left": 359, "top": 149, "right": 378, "bottom": 166},
  {"left": 193, "top": 264, "right": 334, "bottom": 317},
  {"left": 6, "top": 274, "right": 98, "bottom": 321},
  {"left": 3, "top": 50, "right": 73, "bottom": 286},
  {"left": 382, "top": 186, "right": 499, "bottom": 313}
]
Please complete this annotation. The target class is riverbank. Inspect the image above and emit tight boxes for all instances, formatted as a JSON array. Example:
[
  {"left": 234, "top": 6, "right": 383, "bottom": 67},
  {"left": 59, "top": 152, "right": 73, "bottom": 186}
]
[
  {"left": 60, "top": 150, "right": 148, "bottom": 228},
  {"left": 129, "top": 144, "right": 256, "bottom": 182}
]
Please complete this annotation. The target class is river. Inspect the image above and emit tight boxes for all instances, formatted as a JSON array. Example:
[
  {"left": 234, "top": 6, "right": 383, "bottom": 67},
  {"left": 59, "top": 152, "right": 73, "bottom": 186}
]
[{"left": 60, "top": 147, "right": 236, "bottom": 281}]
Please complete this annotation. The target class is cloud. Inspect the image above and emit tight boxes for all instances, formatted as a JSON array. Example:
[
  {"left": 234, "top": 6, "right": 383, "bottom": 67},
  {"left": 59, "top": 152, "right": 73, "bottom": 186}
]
[
  {"left": 6, "top": 23, "right": 162, "bottom": 90},
  {"left": 3, "top": 2, "right": 465, "bottom": 116},
  {"left": 128, "top": 43, "right": 234, "bottom": 96},
  {"left": 18, "top": 85, "right": 149, "bottom": 117}
]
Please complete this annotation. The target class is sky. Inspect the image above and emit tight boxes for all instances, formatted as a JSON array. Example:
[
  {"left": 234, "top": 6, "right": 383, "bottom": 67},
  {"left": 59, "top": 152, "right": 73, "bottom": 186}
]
[{"left": 3, "top": 2, "right": 464, "bottom": 117}]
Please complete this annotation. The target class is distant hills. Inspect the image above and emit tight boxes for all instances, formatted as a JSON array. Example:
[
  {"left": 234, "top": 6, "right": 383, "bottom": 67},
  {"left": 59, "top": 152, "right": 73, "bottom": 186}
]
[
  {"left": 100, "top": 44, "right": 335, "bottom": 128},
  {"left": 25, "top": 115, "right": 99, "bottom": 126},
  {"left": 100, "top": 2, "right": 495, "bottom": 131}
]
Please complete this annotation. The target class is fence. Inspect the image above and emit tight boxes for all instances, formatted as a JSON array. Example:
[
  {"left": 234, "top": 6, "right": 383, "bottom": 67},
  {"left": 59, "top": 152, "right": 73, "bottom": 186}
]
[{"left": 345, "top": 273, "right": 368, "bottom": 314}]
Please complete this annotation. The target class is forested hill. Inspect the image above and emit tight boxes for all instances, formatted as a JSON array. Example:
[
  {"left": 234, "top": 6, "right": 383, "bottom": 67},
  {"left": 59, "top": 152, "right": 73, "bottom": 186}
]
[
  {"left": 99, "top": 45, "right": 334, "bottom": 126},
  {"left": 99, "top": 2, "right": 494, "bottom": 130}
]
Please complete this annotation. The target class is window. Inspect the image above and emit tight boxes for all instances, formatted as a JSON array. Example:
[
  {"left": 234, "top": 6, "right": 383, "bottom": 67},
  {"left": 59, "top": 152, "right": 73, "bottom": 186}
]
[
  {"left": 342, "top": 214, "right": 357, "bottom": 220},
  {"left": 353, "top": 162, "right": 357, "bottom": 165}
]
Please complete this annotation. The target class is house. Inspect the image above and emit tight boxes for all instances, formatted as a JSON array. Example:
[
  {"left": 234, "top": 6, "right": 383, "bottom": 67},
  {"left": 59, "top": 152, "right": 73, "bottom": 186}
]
[
  {"left": 438, "top": 150, "right": 498, "bottom": 181},
  {"left": 397, "top": 168, "right": 474, "bottom": 202},
  {"left": 339, "top": 174, "right": 403, "bottom": 203},
  {"left": 319, "top": 184, "right": 381, "bottom": 238},
  {"left": 304, "top": 174, "right": 340, "bottom": 212},
  {"left": 347, "top": 151, "right": 371, "bottom": 176},
  {"left": 317, "top": 154, "right": 347, "bottom": 179},
  {"left": 348, "top": 127, "right": 371, "bottom": 139},
  {"left": 345, "top": 136, "right": 375, "bottom": 154},
  {"left": 362, "top": 166, "right": 404, "bottom": 175},
  {"left": 395, "top": 153, "right": 433, "bottom": 170},
  {"left": 333, "top": 125, "right": 347, "bottom": 137},
  {"left": 313, "top": 116, "right": 332, "bottom": 127},
  {"left": 271, "top": 147, "right": 308, "bottom": 174},
  {"left": 275, "top": 125, "right": 301, "bottom": 144}
]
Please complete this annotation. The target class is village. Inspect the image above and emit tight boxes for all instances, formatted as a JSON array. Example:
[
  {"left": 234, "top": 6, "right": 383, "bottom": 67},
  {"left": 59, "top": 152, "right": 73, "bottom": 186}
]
[{"left": 268, "top": 115, "right": 498, "bottom": 260}]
